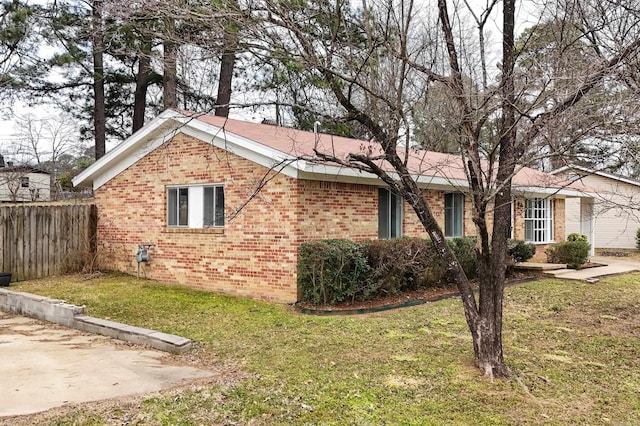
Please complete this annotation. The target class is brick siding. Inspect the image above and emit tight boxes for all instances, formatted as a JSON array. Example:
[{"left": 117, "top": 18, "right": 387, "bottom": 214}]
[{"left": 94, "top": 133, "right": 566, "bottom": 302}]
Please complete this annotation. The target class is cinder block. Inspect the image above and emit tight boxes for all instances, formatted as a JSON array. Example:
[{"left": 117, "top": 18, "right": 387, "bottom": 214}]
[{"left": 1, "top": 291, "right": 193, "bottom": 354}]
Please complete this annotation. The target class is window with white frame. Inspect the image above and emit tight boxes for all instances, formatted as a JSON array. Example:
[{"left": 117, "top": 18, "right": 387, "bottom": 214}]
[
  {"left": 524, "top": 198, "right": 553, "bottom": 243},
  {"left": 167, "top": 184, "right": 224, "bottom": 228},
  {"left": 378, "top": 188, "right": 402, "bottom": 239},
  {"left": 444, "top": 193, "right": 464, "bottom": 238}
]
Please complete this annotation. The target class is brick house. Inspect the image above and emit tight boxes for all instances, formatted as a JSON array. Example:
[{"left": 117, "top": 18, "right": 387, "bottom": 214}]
[{"left": 73, "top": 110, "right": 589, "bottom": 303}]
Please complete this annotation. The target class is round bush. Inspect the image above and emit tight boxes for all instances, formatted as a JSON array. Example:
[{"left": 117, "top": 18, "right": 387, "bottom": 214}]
[
  {"left": 546, "top": 240, "right": 590, "bottom": 269},
  {"left": 507, "top": 240, "right": 536, "bottom": 263}
]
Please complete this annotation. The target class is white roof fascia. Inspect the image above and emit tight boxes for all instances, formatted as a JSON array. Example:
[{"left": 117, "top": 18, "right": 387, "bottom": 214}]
[
  {"left": 550, "top": 164, "right": 640, "bottom": 189},
  {"left": 513, "top": 186, "right": 593, "bottom": 198},
  {"left": 296, "top": 162, "right": 470, "bottom": 190},
  {"left": 91, "top": 133, "right": 175, "bottom": 189},
  {"left": 72, "top": 111, "right": 178, "bottom": 188}
]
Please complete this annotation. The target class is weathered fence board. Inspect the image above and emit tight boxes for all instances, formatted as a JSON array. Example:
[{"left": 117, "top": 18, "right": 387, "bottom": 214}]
[{"left": 0, "top": 204, "right": 97, "bottom": 281}]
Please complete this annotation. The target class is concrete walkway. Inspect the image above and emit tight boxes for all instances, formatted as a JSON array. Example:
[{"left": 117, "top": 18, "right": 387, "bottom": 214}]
[{"left": 542, "top": 255, "right": 640, "bottom": 282}]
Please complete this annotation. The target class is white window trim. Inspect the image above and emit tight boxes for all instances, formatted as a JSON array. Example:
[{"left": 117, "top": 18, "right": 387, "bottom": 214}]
[
  {"left": 524, "top": 198, "right": 554, "bottom": 244},
  {"left": 167, "top": 183, "right": 224, "bottom": 229}
]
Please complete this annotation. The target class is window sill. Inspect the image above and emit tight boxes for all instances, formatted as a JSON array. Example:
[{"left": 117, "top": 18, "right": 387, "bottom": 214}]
[
  {"left": 163, "top": 227, "right": 224, "bottom": 235},
  {"left": 525, "top": 241, "right": 554, "bottom": 245}
]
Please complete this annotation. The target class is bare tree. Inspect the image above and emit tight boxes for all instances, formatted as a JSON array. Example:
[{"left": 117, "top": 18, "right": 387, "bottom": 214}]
[
  {"left": 247, "top": 0, "right": 640, "bottom": 377},
  {"left": 12, "top": 113, "right": 79, "bottom": 179}
]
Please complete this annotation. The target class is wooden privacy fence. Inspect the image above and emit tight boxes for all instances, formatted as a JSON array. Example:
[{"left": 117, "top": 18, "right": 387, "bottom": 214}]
[{"left": 0, "top": 204, "right": 97, "bottom": 281}]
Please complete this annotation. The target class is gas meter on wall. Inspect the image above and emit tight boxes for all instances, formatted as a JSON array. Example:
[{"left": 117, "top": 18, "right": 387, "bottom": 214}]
[
  {"left": 136, "top": 243, "right": 155, "bottom": 279},
  {"left": 136, "top": 243, "right": 155, "bottom": 263}
]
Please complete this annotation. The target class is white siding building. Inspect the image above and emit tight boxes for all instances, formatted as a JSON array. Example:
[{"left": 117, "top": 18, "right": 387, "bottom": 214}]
[
  {"left": 552, "top": 165, "right": 640, "bottom": 249},
  {"left": 0, "top": 158, "right": 51, "bottom": 202}
]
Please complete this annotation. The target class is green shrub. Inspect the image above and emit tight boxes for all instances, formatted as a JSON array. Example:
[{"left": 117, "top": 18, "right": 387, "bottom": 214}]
[
  {"left": 297, "top": 239, "right": 371, "bottom": 305},
  {"left": 298, "top": 236, "right": 479, "bottom": 306},
  {"left": 636, "top": 228, "right": 640, "bottom": 250},
  {"left": 546, "top": 240, "right": 591, "bottom": 269},
  {"left": 447, "top": 236, "right": 478, "bottom": 280},
  {"left": 364, "top": 238, "right": 447, "bottom": 295},
  {"left": 567, "top": 233, "right": 588, "bottom": 242},
  {"left": 507, "top": 240, "right": 536, "bottom": 263}
]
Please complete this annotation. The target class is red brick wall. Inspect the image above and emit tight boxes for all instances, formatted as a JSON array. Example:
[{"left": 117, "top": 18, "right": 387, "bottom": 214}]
[
  {"left": 94, "top": 133, "right": 567, "bottom": 302},
  {"left": 95, "top": 134, "right": 302, "bottom": 302},
  {"left": 95, "top": 135, "right": 386, "bottom": 303},
  {"left": 402, "top": 190, "right": 476, "bottom": 238},
  {"left": 295, "top": 180, "right": 379, "bottom": 241}
]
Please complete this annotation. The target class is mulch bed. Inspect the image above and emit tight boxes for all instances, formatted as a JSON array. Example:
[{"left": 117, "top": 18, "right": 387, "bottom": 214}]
[{"left": 295, "top": 272, "right": 537, "bottom": 315}]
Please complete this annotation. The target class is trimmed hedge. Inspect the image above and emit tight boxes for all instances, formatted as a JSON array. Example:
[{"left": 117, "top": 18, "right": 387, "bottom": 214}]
[
  {"left": 297, "top": 239, "right": 371, "bottom": 305},
  {"left": 507, "top": 240, "right": 536, "bottom": 263},
  {"left": 364, "top": 238, "right": 447, "bottom": 296},
  {"left": 448, "top": 236, "right": 478, "bottom": 280},
  {"left": 546, "top": 240, "right": 591, "bottom": 269},
  {"left": 298, "top": 236, "right": 481, "bottom": 305},
  {"left": 567, "top": 233, "right": 588, "bottom": 242}
]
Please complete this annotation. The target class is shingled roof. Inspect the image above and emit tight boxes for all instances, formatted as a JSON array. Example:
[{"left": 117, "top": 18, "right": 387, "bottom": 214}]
[{"left": 73, "top": 109, "right": 587, "bottom": 198}]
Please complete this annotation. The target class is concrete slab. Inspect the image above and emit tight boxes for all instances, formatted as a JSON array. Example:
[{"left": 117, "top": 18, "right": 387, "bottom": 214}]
[
  {"left": 515, "top": 262, "right": 567, "bottom": 271},
  {"left": 0, "top": 312, "right": 212, "bottom": 417},
  {"left": 542, "top": 255, "right": 640, "bottom": 281},
  {"left": 0, "top": 289, "right": 193, "bottom": 353}
]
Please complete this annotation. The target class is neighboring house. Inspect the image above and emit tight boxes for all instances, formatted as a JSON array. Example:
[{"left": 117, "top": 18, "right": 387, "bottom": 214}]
[
  {"left": 73, "top": 110, "right": 590, "bottom": 303},
  {"left": 552, "top": 165, "right": 640, "bottom": 249},
  {"left": 0, "top": 155, "right": 51, "bottom": 202}
]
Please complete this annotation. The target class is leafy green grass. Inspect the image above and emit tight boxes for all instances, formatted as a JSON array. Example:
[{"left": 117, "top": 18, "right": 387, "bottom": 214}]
[{"left": 8, "top": 272, "right": 640, "bottom": 425}]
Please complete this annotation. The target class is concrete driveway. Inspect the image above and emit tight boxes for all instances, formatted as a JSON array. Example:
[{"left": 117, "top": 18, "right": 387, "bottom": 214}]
[{"left": 0, "top": 311, "right": 212, "bottom": 417}]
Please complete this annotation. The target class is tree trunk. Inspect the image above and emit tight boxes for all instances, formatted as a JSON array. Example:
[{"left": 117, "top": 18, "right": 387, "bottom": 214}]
[
  {"left": 132, "top": 40, "right": 152, "bottom": 133},
  {"left": 433, "top": 0, "right": 512, "bottom": 378},
  {"left": 163, "top": 38, "right": 178, "bottom": 109},
  {"left": 379, "top": 149, "right": 507, "bottom": 377},
  {"left": 92, "top": 0, "right": 105, "bottom": 160},
  {"left": 400, "top": 186, "right": 507, "bottom": 377},
  {"left": 215, "top": 49, "right": 236, "bottom": 117},
  {"left": 469, "top": 0, "right": 517, "bottom": 379}
]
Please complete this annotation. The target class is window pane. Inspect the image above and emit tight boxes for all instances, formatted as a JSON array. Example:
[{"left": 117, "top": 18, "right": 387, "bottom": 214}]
[
  {"left": 524, "top": 198, "right": 552, "bottom": 242},
  {"left": 178, "top": 188, "right": 189, "bottom": 226},
  {"left": 214, "top": 186, "right": 224, "bottom": 227},
  {"left": 454, "top": 194, "right": 462, "bottom": 236},
  {"left": 390, "top": 192, "right": 402, "bottom": 238},
  {"left": 378, "top": 188, "right": 390, "bottom": 239},
  {"left": 525, "top": 219, "right": 533, "bottom": 241},
  {"left": 168, "top": 188, "right": 177, "bottom": 226},
  {"left": 445, "top": 193, "right": 463, "bottom": 237},
  {"left": 203, "top": 187, "right": 214, "bottom": 227}
]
